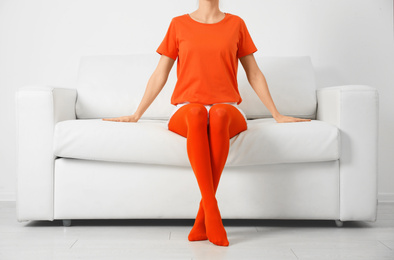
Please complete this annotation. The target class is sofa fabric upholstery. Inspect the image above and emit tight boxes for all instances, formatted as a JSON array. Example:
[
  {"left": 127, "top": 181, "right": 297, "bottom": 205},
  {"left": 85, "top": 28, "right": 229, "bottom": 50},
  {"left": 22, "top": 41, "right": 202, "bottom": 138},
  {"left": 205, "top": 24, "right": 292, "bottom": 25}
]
[
  {"left": 53, "top": 118, "right": 340, "bottom": 166},
  {"left": 15, "top": 86, "right": 77, "bottom": 220},
  {"left": 317, "top": 85, "right": 379, "bottom": 221}
]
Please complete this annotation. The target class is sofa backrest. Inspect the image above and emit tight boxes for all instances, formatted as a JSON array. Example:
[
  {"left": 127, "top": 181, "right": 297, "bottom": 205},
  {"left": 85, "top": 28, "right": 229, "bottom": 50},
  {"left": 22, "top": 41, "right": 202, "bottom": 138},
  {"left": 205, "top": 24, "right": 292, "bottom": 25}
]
[{"left": 75, "top": 54, "right": 316, "bottom": 120}]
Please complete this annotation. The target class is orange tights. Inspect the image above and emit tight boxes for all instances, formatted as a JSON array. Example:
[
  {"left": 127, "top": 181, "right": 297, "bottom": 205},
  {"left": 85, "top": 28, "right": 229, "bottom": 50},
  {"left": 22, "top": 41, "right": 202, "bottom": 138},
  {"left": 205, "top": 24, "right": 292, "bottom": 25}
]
[{"left": 168, "top": 103, "right": 247, "bottom": 246}]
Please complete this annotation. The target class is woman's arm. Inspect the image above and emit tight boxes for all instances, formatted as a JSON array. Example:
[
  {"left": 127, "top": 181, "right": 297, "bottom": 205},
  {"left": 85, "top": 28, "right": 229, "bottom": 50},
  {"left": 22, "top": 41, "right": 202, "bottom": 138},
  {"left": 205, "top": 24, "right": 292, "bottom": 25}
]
[
  {"left": 239, "top": 54, "right": 310, "bottom": 123},
  {"left": 103, "top": 54, "right": 176, "bottom": 122}
]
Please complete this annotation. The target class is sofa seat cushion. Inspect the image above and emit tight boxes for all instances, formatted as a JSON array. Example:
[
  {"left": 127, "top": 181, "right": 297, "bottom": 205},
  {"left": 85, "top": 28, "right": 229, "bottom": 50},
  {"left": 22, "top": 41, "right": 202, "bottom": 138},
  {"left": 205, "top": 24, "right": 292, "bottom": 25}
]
[{"left": 53, "top": 118, "right": 340, "bottom": 167}]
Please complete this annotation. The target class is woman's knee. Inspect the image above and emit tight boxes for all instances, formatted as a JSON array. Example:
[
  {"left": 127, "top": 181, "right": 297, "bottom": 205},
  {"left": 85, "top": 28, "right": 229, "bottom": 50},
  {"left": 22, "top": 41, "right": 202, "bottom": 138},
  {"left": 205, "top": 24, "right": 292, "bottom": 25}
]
[
  {"left": 209, "top": 104, "right": 247, "bottom": 137},
  {"left": 185, "top": 103, "right": 208, "bottom": 127},
  {"left": 209, "top": 105, "right": 230, "bottom": 125}
]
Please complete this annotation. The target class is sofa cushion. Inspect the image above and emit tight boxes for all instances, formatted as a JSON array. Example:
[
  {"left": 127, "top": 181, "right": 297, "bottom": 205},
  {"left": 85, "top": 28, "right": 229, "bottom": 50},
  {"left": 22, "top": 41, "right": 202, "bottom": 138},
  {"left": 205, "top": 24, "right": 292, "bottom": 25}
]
[
  {"left": 53, "top": 119, "right": 339, "bottom": 166},
  {"left": 74, "top": 54, "right": 317, "bottom": 120}
]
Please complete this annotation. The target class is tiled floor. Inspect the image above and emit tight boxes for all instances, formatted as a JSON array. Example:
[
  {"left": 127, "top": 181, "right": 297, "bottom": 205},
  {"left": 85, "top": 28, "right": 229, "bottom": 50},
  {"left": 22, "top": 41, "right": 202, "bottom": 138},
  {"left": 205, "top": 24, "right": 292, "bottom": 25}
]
[{"left": 1, "top": 201, "right": 393, "bottom": 259}]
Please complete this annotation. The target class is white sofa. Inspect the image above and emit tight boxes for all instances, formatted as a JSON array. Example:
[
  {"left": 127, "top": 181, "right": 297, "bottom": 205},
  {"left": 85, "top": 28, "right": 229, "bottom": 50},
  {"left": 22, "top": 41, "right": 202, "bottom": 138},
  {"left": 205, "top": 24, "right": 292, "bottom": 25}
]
[{"left": 15, "top": 54, "right": 379, "bottom": 227}]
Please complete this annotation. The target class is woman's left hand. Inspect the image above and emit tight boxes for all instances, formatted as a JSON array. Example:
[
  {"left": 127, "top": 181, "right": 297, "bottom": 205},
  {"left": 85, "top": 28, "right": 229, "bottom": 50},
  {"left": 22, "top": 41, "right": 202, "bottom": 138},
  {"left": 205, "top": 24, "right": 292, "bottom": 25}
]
[{"left": 274, "top": 114, "right": 311, "bottom": 123}]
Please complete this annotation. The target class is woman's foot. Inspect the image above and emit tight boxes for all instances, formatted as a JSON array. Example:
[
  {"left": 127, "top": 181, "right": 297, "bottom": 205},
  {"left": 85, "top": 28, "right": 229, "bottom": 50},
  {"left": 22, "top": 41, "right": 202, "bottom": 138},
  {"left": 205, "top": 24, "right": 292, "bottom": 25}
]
[
  {"left": 189, "top": 214, "right": 229, "bottom": 246},
  {"left": 188, "top": 221, "right": 208, "bottom": 241},
  {"left": 188, "top": 200, "right": 208, "bottom": 241},
  {"left": 204, "top": 205, "right": 229, "bottom": 246},
  {"left": 188, "top": 201, "right": 229, "bottom": 246}
]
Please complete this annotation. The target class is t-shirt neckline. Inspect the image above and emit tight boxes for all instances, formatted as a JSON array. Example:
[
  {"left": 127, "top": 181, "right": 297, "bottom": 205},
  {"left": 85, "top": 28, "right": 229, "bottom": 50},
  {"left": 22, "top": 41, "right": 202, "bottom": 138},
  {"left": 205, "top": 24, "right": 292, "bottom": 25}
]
[{"left": 186, "top": 12, "right": 228, "bottom": 25}]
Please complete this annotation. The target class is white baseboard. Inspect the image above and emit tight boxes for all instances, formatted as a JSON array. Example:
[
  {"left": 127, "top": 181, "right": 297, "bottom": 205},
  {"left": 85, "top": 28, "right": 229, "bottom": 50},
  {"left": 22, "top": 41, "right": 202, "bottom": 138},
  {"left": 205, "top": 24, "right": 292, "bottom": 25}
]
[
  {"left": 378, "top": 193, "right": 394, "bottom": 203},
  {"left": 1, "top": 191, "right": 394, "bottom": 203}
]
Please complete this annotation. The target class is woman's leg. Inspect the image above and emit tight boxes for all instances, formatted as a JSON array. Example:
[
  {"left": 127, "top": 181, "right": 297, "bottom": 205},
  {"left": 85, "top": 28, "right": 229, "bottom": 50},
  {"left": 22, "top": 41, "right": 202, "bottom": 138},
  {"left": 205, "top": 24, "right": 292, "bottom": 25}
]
[
  {"left": 168, "top": 103, "right": 229, "bottom": 246},
  {"left": 188, "top": 104, "right": 248, "bottom": 242}
]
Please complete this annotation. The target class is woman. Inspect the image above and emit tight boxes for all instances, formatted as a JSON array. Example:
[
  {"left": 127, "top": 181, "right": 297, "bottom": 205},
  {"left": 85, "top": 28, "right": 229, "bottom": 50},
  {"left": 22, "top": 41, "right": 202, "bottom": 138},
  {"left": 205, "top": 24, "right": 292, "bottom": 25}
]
[{"left": 103, "top": 0, "right": 311, "bottom": 247}]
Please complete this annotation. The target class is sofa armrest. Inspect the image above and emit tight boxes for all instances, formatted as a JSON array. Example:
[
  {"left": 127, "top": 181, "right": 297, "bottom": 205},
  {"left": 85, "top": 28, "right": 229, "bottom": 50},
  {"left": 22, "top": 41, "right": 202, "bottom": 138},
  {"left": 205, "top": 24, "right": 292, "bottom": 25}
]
[
  {"left": 15, "top": 85, "right": 77, "bottom": 221},
  {"left": 316, "top": 85, "right": 379, "bottom": 221}
]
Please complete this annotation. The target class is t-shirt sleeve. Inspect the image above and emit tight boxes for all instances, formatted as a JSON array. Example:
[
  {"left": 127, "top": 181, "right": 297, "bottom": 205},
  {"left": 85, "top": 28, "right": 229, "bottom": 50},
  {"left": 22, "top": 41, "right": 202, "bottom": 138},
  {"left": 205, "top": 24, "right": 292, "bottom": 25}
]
[
  {"left": 156, "top": 18, "right": 178, "bottom": 60},
  {"left": 237, "top": 18, "right": 258, "bottom": 58}
]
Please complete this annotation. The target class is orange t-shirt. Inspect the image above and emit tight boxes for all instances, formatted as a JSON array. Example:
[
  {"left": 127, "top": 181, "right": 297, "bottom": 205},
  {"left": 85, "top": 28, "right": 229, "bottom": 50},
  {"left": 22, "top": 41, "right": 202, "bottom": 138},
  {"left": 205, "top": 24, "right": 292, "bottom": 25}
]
[{"left": 156, "top": 13, "right": 258, "bottom": 106}]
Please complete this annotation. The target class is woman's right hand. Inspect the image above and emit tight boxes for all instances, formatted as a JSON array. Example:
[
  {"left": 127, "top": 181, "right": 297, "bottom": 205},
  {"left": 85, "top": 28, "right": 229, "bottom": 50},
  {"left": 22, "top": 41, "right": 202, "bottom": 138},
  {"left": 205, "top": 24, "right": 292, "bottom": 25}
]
[{"left": 102, "top": 114, "right": 139, "bottom": 123}]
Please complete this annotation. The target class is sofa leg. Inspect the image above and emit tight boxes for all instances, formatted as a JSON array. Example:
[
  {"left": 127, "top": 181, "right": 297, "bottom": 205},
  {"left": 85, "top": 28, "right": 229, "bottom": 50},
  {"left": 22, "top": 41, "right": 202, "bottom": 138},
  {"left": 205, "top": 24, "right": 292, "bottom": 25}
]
[
  {"left": 335, "top": 219, "right": 344, "bottom": 227},
  {"left": 62, "top": 220, "right": 72, "bottom": 227}
]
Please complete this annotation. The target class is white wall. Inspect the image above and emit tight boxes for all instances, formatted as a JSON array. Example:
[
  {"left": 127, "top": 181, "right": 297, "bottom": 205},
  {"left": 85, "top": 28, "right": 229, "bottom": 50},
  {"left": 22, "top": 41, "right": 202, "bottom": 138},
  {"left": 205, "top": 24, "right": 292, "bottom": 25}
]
[{"left": 0, "top": 0, "right": 393, "bottom": 202}]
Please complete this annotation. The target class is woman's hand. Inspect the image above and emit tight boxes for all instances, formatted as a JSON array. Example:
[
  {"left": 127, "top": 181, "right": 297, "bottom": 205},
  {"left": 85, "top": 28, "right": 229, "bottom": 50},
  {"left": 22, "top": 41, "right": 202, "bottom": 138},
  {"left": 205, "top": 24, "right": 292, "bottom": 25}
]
[
  {"left": 273, "top": 114, "right": 311, "bottom": 123},
  {"left": 102, "top": 114, "right": 139, "bottom": 123}
]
